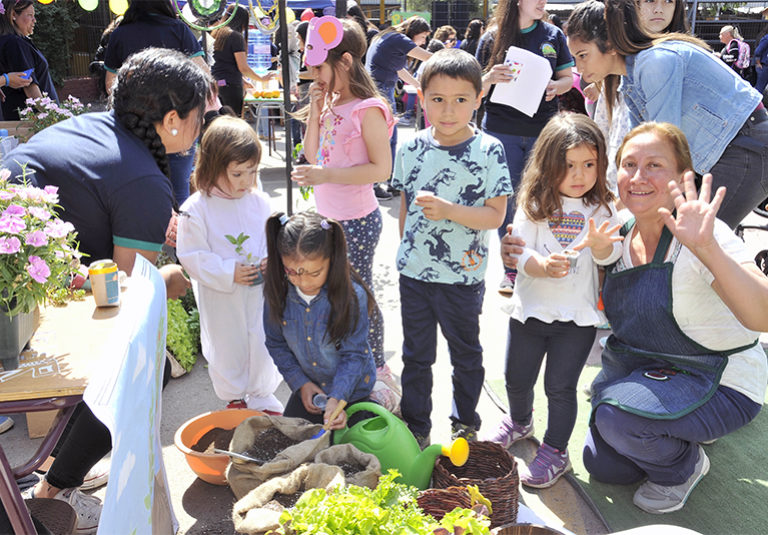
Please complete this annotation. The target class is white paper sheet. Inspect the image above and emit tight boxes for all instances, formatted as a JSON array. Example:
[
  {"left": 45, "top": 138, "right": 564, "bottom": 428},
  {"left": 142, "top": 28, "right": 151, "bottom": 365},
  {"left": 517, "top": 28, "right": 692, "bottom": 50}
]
[{"left": 489, "top": 46, "right": 553, "bottom": 117}]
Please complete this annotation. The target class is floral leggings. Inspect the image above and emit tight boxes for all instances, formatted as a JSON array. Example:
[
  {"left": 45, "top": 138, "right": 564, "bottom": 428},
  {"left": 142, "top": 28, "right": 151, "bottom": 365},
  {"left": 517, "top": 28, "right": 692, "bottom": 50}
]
[{"left": 340, "top": 208, "right": 385, "bottom": 368}]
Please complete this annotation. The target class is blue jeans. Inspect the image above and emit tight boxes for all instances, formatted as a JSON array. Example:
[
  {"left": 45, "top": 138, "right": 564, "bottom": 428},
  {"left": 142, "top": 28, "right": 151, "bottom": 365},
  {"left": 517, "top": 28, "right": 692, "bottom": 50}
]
[
  {"left": 375, "top": 79, "right": 397, "bottom": 173},
  {"left": 505, "top": 318, "right": 595, "bottom": 450},
  {"left": 168, "top": 149, "right": 196, "bottom": 207},
  {"left": 584, "top": 386, "right": 761, "bottom": 486},
  {"left": 482, "top": 129, "right": 536, "bottom": 274},
  {"left": 756, "top": 65, "right": 768, "bottom": 94},
  {"left": 399, "top": 274, "right": 485, "bottom": 436},
  {"left": 708, "top": 116, "right": 768, "bottom": 228}
]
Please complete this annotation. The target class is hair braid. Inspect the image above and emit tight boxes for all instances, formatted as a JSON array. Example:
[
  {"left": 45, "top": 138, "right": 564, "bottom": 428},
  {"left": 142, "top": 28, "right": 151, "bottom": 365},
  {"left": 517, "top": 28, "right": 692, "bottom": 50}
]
[{"left": 118, "top": 111, "right": 170, "bottom": 178}]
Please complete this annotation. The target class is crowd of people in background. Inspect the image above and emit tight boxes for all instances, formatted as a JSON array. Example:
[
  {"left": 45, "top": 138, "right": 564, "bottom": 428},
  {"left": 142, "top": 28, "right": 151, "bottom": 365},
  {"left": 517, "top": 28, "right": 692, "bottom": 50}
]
[{"left": 2, "top": 0, "right": 768, "bottom": 533}]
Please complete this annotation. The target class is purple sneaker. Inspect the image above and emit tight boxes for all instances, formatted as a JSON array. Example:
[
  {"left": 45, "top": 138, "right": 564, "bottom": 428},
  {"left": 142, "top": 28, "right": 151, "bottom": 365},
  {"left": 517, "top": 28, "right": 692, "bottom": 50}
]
[
  {"left": 483, "top": 416, "right": 534, "bottom": 449},
  {"left": 521, "top": 443, "right": 571, "bottom": 488}
]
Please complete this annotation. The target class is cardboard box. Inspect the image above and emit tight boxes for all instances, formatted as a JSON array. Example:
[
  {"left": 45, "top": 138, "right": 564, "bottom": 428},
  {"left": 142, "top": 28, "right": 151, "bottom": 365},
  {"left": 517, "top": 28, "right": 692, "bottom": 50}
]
[{"left": 26, "top": 410, "right": 59, "bottom": 439}]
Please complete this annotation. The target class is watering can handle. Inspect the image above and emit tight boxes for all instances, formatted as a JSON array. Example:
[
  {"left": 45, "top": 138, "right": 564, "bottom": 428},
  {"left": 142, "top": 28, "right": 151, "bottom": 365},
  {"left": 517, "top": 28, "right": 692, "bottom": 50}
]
[{"left": 344, "top": 401, "right": 394, "bottom": 420}]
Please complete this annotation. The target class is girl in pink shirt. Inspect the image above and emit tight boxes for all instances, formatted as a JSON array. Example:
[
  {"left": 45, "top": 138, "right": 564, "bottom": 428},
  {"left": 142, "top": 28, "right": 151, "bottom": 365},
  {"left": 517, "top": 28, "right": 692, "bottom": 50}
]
[{"left": 292, "top": 18, "right": 397, "bottom": 408}]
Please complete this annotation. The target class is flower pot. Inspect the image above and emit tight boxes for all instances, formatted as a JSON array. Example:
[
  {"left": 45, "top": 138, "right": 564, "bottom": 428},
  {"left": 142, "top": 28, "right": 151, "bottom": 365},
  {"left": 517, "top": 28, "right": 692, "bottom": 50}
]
[{"left": 0, "top": 305, "right": 40, "bottom": 370}]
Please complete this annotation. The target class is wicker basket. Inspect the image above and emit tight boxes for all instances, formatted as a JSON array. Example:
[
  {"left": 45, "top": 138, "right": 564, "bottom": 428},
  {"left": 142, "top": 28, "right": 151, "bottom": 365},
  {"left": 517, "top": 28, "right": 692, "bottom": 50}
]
[
  {"left": 432, "top": 441, "right": 519, "bottom": 528},
  {"left": 417, "top": 486, "right": 472, "bottom": 521}
]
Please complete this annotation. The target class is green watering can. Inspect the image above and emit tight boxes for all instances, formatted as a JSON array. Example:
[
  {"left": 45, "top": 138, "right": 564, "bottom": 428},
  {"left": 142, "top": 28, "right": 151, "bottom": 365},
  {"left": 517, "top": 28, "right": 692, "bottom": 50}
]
[{"left": 332, "top": 402, "right": 469, "bottom": 490}]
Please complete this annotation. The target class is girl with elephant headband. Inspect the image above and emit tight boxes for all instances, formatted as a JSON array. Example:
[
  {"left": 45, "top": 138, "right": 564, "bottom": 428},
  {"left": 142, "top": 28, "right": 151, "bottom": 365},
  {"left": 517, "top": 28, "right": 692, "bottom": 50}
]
[{"left": 567, "top": 0, "right": 768, "bottom": 229}]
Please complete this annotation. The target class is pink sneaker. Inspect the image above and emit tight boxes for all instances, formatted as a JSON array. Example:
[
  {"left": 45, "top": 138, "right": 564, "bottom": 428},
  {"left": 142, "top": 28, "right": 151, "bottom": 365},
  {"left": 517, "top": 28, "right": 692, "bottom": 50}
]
[
  {"left": 483, "top": 416, "right": 534, "bottom": 449},
  {"left": 521, "top": 443, "right": 571, "bottom": 488}
]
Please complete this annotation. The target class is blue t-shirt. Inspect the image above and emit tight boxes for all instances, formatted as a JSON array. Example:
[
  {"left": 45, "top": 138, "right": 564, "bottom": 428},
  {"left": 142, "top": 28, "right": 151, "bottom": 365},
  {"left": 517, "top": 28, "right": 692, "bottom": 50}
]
[
  {"left": 4, "top": 112, "right": 173, "bottom": 261},
  {"left": 482, "top": 21, "right": 574, "bottom": 137},
  {"left": 365, "top": 31, "right": 417, "bottom": 83},
  {"left": 391, "top": 129, "right": 513, "bottom": 285},
  {"left": 104, "top": 15, "right": 203, "bottom": 72},
  {"left": 0, "top": 35, "right": 58, "bottom": 120}
]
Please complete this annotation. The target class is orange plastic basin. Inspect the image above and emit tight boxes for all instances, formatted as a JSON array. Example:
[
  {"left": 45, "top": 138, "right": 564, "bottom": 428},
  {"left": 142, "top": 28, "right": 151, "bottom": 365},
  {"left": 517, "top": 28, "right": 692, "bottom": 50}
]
[{"left": 174, "top": 408, "right": 263, "bottom": 485}]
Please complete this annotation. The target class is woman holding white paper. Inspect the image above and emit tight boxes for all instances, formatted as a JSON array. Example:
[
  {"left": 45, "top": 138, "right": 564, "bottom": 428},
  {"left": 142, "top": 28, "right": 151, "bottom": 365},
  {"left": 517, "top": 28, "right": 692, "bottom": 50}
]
[{"left": 476, "top": 0, "right": 574, "bottom": 296}]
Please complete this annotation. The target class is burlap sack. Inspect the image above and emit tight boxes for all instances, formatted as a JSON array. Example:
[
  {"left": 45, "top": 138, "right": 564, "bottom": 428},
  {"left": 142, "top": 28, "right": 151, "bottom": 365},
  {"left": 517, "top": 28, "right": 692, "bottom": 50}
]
[
  {"left": 226, "top": 415, "right": 330, "bottom": 499},
  {"left": 232, "top": 463, "right": 345, "bottom": 535},
  {"left": 313, "top": 443, "right": 381, "bottom": 489}
]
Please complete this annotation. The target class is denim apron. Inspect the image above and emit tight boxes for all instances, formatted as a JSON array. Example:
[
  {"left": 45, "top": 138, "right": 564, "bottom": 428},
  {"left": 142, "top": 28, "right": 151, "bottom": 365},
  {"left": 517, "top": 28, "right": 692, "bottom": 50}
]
[{"left": 592, "top": 222, "right": 757, "bottom": 420}]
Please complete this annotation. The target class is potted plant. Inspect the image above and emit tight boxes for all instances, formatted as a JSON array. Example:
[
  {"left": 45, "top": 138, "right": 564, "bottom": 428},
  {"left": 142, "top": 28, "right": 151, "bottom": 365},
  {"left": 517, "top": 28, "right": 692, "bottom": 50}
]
[
  {"left": 0, "top": 167, "right": 82, "bottom": 370},
  {"left": 18, "top": 94, "right": 90, "bottom": 140}
]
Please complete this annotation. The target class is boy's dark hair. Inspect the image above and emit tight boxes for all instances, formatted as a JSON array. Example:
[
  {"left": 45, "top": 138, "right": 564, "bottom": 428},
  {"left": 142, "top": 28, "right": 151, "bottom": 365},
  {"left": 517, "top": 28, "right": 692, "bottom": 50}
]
[
  {"left": 264, "top": 211, "right": 376, "bottom": 346},
  {"left": 420, "top": 48, "right": 483, "bottom": 95}
]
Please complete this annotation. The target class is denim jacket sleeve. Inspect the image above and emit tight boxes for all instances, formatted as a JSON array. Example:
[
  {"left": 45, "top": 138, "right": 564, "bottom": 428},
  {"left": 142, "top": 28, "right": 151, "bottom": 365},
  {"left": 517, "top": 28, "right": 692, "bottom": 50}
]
[
  {"left": 327, "top": 285, "right": 374, "bottom": 401},
  {"left": 263, "top": 300, "right": 312, "bottom": 392}
]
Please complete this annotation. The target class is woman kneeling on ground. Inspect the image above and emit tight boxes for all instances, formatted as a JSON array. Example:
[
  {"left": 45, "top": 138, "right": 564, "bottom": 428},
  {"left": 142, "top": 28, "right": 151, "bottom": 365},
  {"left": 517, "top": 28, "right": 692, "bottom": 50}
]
[{"left": 583, "top": 122, "right": 768, "bottom": 515}]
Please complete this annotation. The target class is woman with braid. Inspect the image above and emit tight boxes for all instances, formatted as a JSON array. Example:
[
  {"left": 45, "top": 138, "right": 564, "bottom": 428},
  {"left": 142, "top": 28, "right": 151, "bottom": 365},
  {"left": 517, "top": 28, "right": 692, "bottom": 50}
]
[{"left": 4, "top": 48, "right": 211, "bottom": 535}]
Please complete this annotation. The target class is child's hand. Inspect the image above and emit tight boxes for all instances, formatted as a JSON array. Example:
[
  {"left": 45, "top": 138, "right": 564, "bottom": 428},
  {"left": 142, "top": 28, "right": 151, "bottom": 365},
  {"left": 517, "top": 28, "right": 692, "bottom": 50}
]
[
  {"left": 543, "top": 253, "right": 570, "bottom": 278},
  {"left": 501, "top": 224, "right": 526, "bottom": 269},
  {"left": 573, "top": 218, "right": 623, "bottom": 259},
  {"left": 323, "top": 398, "right": 348, "bottom": 430},
  {"left": 415, "top": 192, "right": 451, "bottom": 221},
  {"left": 234, "top": 262, "right": 260, "bottom": 285},
  {"left": 291, "top": 164, "right": 328, "bottom": 186},
  {"left": 299, "top": 382, "right": 324, "bottom": 415},
  {"left": 308, "top": 81, "right": 326, "bottom": 117},
  {"left": 165, "top": 211, "right": 179, "bottom": 247},
  {"left": 259, "top": 257, "right": 268, "bottom": 276}
]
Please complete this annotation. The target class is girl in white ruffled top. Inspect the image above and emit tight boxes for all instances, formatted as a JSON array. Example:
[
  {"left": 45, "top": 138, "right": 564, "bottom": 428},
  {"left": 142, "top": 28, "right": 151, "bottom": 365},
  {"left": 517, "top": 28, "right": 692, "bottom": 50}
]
[{"left": 485, "top": 112, "right": 623, "bottom": 488}]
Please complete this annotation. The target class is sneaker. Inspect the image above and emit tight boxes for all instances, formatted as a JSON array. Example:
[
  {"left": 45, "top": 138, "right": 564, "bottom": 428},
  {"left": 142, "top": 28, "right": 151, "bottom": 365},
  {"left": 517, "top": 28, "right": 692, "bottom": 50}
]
[
  {"left": 385, "top": 183, "right": 401, "bottom": 197},
  {"left": 633, "top": 445, "right": 710, "bottom": 514},
  {"left": 53, "top": 487, "right": 102, "bottom": 534},
  {"left": 521, "top": 443, "right": 572, "bottom": 488},
  {"left": 0, "top": 415, "right": 13, "bottom": 434},
  {"left": 450, "top": 421, "right": 478, "bottom": 442},
  {"left": 374, "top": 184, "right": 393, "bottom": 200},
  {"left": 227, "top": 399, "right": 247, "bottom": 409},
  {"left": 700, "top": 438, "right": 718, "bottom": 445},
  {"left": 483, "top": 416, "right": 534, "bottom": 449},
  {"left": 498, "top": 271, "right": 516, "bottom": 297},
  {"left": 80, "top": 458, "right": 110, "bottom": 491}
]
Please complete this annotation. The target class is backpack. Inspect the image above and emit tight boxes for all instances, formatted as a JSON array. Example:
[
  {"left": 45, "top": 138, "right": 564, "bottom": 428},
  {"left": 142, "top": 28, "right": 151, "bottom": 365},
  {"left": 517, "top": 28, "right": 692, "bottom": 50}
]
[{"left": 735, "top": 39, "right": 751, "bottom": 70}]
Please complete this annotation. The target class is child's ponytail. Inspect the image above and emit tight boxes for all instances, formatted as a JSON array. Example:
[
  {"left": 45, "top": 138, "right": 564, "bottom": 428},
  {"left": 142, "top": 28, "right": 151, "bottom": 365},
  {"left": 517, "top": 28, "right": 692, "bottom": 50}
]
[{"left": 264, "top": 212, "right": 290, "bottom": 325}]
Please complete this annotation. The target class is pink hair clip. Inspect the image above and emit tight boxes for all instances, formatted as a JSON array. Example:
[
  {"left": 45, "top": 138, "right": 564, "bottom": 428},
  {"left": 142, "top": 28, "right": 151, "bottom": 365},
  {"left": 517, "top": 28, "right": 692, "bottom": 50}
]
[{"left": 304, "top": 16, "right": 343, "bottom": 66}]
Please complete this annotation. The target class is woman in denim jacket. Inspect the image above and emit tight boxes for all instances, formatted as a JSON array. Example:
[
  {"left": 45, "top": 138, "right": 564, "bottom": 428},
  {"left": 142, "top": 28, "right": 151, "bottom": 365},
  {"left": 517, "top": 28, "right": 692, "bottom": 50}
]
[
  {"left": 263, "top": 211, "right": 377, "bottom": 429},
  {"left": 567, "top": 0, "right": 768, "bottom": 229}
]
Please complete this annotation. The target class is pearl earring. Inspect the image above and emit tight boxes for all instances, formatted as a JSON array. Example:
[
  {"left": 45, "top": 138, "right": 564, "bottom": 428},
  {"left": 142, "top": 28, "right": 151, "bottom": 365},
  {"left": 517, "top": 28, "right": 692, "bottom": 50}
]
[{"left": 171, "top": 129, "right": 178, "bottom": 136}]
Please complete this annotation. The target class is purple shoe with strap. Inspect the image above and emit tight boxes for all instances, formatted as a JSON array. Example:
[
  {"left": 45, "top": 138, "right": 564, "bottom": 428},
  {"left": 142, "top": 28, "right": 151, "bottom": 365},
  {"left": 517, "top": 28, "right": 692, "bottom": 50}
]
[{"left": 521, "top": 443, "right": 571, "bottom": 488}]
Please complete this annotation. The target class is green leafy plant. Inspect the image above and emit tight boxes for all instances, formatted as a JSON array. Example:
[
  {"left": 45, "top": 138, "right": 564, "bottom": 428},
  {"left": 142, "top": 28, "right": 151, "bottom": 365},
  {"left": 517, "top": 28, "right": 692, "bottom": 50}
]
[
  {"left": 0, "top": 167, "right": 83, "bottom": 316},
  {"left": 166, "top": 298, "right": 199, "bottom": 371},
  {"left": 292, "top": 143, "right": 313, "bottom": 201},
  {"left": 274, "top": 470, "right": 490, "bottom": 534},
  {"left": 31, "top": 1, "right": 80, "bottom": 87},
  {"left": 225, "top": 232, "right": 255, "bottom": 263}
]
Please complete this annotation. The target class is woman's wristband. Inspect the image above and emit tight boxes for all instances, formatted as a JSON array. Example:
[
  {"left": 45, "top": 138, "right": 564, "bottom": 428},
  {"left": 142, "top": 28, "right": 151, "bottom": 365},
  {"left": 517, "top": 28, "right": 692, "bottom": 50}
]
[{"left": 2, "top": 73, "right": 8, "bottom": 87}]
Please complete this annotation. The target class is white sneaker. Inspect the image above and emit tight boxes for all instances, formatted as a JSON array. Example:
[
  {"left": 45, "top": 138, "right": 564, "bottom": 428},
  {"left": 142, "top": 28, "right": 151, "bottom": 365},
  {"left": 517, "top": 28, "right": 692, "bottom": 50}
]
[
  {"left": 53, "top": 487, "right": 102, "bottom": 534},
  {"left": 0, "top": 416, "right": 13, "bottom": 434},
  {"left": 80, "top": 458, "right": 110, "bottom": 491}
]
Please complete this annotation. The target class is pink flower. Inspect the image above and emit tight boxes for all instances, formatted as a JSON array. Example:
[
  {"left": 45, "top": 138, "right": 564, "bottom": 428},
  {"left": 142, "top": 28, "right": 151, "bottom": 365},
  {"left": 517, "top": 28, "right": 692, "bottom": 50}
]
[
  {"left": 0, "top": 190, "right": 15, "bottom": 201},
  {"left": 0, "top": 169, "right": 10, "bottom": 181},
  {"left": 44, "top": 219, "right": 74, "bottom": 238},
  {"left": 3, "top": 203, "right": 25, "bottom": 217},
  {"left": 0, "top": 236, "right": 21, "bottom": 254},
  {"left": 26, "top": 256, "right": 50, "bottom": 283},
  {"left": 0, "top": 215, "right": 25, "bottom": 234},
  {"left": 29, "top": 206, "right": 51, "bottom": 220},
  {"left": 25, "top": 230, "right": 48, "bottom": 247}
]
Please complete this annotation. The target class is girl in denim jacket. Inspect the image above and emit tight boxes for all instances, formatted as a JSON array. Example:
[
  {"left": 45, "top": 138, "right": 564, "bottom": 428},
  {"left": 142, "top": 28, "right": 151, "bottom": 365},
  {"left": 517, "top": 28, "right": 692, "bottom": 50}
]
[
  {"left": 263, "top": 211, "right": 377, "bottom": 429},
  {"left": 567, "top": 0, "right": 768, "bottom": 229}
]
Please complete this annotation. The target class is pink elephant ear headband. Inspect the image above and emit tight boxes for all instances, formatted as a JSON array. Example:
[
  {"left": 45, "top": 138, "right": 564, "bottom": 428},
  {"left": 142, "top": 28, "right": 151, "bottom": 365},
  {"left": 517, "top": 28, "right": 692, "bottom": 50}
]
[{"left": 304, "top": 16, "right": 344, "bottom": 66}]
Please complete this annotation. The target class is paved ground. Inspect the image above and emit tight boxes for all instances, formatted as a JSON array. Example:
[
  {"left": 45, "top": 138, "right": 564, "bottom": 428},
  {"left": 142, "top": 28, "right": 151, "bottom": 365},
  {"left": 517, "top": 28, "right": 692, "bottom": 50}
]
[{"left": 3, "top": 123, "right": 767, "bottom": 534}]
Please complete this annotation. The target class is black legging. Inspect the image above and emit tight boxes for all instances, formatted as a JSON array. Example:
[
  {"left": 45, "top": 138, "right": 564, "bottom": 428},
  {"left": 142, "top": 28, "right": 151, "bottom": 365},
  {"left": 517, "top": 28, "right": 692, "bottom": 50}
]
[
  {"left": 45, "top": 359, "right": 171, "bottom": 489},
  {"left": 217, "top": 82, "right": 244, "bottom": 117}
]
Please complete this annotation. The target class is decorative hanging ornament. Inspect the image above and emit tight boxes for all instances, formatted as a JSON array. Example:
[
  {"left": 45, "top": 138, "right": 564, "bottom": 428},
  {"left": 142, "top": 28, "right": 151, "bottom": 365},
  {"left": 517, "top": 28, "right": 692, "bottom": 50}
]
[
  {"left": 304, "top": 16, "right": 343, "bottom": 66},
  {"left": 109, "top": 0, "right": 129, "bottom": 16},
  {"left": 284, "top": 8, "right": 295, "bottom": 24},
  {"left": 172, "top": 0, "right": 237, "bottom": 32},
  {"left": 300, "top": 8, "right": 314, "bottom": 22},
  {"left": 187, "top": 0, "right": 226, "bottom": 22},
  {"left": 78, "top": 0, "right": 99, "bottom": 12},
  {"left": 38, "top": 0, "right": 55, "bottom": 5},
  {"left": 248, "top": 0, "right": 279, "bottom": 35}
]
